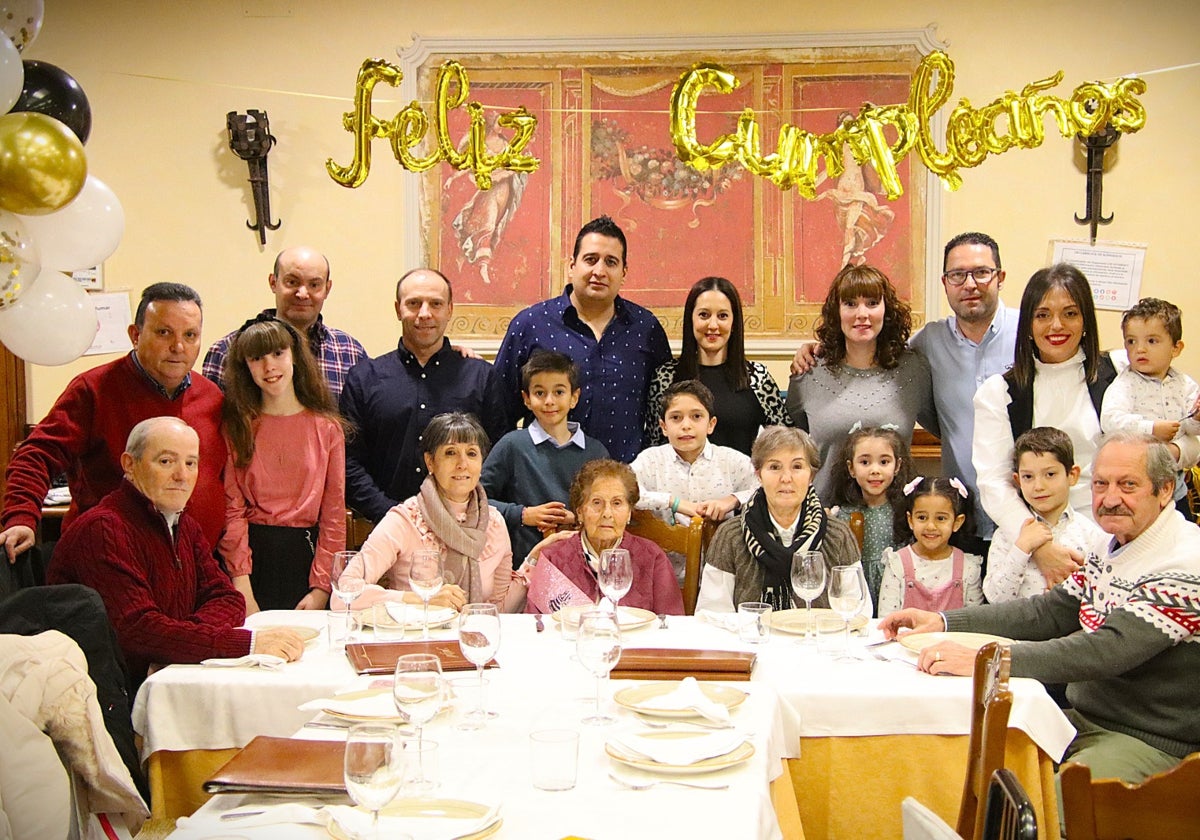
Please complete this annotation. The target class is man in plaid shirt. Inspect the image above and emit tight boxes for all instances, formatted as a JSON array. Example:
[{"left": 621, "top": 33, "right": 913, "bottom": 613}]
[{"left": 202, "top": 246, "right": 366, "bottom": 398}]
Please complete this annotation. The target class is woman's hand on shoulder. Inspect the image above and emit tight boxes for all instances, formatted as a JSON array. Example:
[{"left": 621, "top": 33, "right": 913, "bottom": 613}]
[{"left": 790, "top": 341, "right": 822, "bottom": 376}]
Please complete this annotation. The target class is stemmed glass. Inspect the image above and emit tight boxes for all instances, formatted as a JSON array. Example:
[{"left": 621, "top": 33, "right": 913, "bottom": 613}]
[
  {"left": 408, "top": 549, "right": 444, "bottom": 640},
  {"left": 457, "top": 603, "right": 500, "bottom": 730},
  {"left": 331, "top": 551, "right": 365, "bottom": 640},
  {"left": 576, "top": 610, "right": 622, "bottom": 726},
  {"left": 791, "top": 550, "right": 826, "bottom": 645},
  {"left": 598, "top": 548, "right": 632, "bottom": 614},
  {"left": 343, "top": 723, "right": 403, "bottom": 840},
  {"left": 828, "top": 564, "right": 867, "bottom": 660},
  {"left": 392, "top": 653, "right": 444, "bottom": 793}
]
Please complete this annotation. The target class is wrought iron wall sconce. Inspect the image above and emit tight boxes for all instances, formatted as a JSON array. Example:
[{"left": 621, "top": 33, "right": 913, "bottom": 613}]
[
  {"left": 227, "top": 109, "right": 280, "bottom": 244},
  {"left": 1074, "top": 115, "right": 1119, "bottom": 245}
]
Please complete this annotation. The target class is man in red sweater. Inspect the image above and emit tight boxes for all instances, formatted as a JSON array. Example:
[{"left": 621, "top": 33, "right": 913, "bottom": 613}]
[
  {"left": 1, "top": 283, "right": 227, "bottom": 562},
  {"left": 47, "top": 417, "right": 304, "bottom": 683}
]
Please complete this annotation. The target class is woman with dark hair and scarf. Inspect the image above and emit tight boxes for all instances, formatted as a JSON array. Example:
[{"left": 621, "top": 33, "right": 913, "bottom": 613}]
[
  {"left": 343, "top": 412, "right": 511, "bottom": 612},
  {"left": 696, "top": 426, "right": 869, "bottom": 614}
]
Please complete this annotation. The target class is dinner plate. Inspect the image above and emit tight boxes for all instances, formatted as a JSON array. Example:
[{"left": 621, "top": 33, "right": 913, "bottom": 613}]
[
  {"left": 897, "top": 631, "right": 1015, "bottom": 653},
  {"left": 767, "top": 608, "right": 868, "bottom": 634},
  {"left": 259, "top": 624, "right": 320, "bottom": 643},
  {"left": 357, "top": 604, "right": 458, "bottom": 630},
  {"left": 551, "top": 605, "right": 657, "bottom": 631},
  {"left": 605, "top": 731, "right": 755, "bottom": 775},
  {"left": 613, "top": 681, "right": 748, "bottom": 718},
  {"left": 318, "top": 689, "right": 407, "bottom": 723},
  {"left": 326, "top": 797, "right": 501, "bottom": 840}
]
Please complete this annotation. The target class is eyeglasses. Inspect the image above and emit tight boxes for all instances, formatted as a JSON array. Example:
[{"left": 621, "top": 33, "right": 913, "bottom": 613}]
[{"left": 942, "top": 267, "right": 1000, "bottom": 286}]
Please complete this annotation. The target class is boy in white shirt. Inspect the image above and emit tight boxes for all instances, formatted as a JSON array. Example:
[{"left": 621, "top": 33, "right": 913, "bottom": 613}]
[
  {"left": 984, "top": 427, "right": 1104, "bottom": 602},
  {"left": 631, "top": 380, "right": 758, "bottom": 581},
  {"left": 1100, "top": 297, "right": 1200, "bottom": 519}
]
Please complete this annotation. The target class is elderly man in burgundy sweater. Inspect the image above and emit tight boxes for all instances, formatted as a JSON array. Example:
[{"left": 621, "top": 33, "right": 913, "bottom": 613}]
[{"left": 47, "top": 417, "right": 304, "bottom": 684}]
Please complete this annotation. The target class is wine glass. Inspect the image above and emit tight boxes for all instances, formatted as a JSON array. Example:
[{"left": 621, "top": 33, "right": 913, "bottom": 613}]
[
  {"left": 331, "top": 551, "right": 366, "bottom": 640},
  {"left": 392, "top": 653, "right": 444, "bottom": 793},
  {"left": 575, "top": 610, "right": 621, "bottom": 726},
  {"left": 457, "top": 603, "right": 500, "bottom": 730},
  {"left": 827, "top": 564, "right": 867, "bottom": 660},
  {"left": 343, "top": 723, "right": 403, "bottom": 840},
  {"left": 791, "top": 550, "right": 826, "bottom": 645},
  {"left": 408, "top": 549, "right": 444, "bottom": 640},
  {"left": 598, "top": 548, "right": 633, "bottom": 614}
]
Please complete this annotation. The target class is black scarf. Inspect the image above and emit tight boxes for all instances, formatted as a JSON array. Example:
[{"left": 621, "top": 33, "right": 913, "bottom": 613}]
[{"left": 741, "top": 485, "right": 828, "bottom": 611}]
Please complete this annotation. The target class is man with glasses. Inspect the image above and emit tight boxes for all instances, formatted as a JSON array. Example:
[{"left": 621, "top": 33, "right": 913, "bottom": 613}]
[
  {"left": 908, "top": 232, "right": 1018, "bottom": 553},
  {"left": 792, "top": 232, "right": 1017, "bottom": 554}
]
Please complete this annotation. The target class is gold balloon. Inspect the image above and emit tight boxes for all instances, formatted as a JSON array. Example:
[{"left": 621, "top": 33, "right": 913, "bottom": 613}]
[
  {"left": 0, "top": 112, "right": 87, "bottom": 215},
  {"left": 0, "top": 210, "right": 40, "bottom": 311}
]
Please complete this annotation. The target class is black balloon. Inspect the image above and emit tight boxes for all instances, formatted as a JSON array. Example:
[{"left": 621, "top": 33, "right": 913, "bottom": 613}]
[{"left": 11, "top": 60, "right": 91, "bottom": 144}]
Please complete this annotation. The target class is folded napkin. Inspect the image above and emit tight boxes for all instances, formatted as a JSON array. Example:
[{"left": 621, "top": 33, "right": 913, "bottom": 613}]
[
  {"left": 174, "top": 801, "right": 328, "bottom": 833},
  {"left": 609, "top": 730, "right": 744, "bottom": 766},
  {"left": 324, "top": 801, "right": 500, "bottom": 840},
  {"left": 298, "top": 689, "right": 399, "bottom": 719},
  {"left": 696, "top": 609, "right": 740, "bottom": 633},
  {"left": 379, "top": 603, "right": 458, "bottom": 628},
  {"left": 200, "top": 654, "right": 286, "bottom": 669},
  {"left": 635, "top": 677, "right": 732, "bottom": 723}
]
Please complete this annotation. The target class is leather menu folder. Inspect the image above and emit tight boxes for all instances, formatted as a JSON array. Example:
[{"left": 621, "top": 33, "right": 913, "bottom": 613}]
[
  {"left": 345, "top": 640, "right": 499, "bottom": 675},
  {"left": 203, "top": 736, "right": 345, "bottom": 794},
  {"left": 611, "top": 648, "right": 756, "bottom": 681}
]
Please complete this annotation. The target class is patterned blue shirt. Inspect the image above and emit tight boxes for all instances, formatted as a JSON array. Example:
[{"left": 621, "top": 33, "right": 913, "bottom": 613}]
[
  {"left": 494, "top": 285, "right": 672, "bottom": 463},
  {"left": 909, "top": 305, "right": 1019, "bottom": 538},
  {"left": 201, "top": 308, "right": 367, "bottom": 399}
]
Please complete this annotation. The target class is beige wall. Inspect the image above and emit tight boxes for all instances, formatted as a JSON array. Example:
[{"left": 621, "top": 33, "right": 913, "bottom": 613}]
[{"left": 20, "top": 0, "right": 1200, "bottom": 419}]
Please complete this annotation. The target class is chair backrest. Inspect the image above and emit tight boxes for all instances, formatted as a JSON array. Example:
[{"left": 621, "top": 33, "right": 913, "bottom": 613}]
[
  {"left": 957, "top": 641, "right": 1013, "bottom": 840},
  {"left": 981, "top": 768, "right": 1037, "bottom": 840},
  {"left": 1060, "top": 752, "right": 1200, "bottom": 840},
  {"left": 345, "top": 509, "right": 374, "bottom": 551},
  {"left": 627, "top": 510, "right": 713, "bottom": 615}
]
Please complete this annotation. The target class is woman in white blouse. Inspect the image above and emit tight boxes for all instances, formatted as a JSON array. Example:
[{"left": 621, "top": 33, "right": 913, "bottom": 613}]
[{"left": 972, "top": 264, "right": 1117, "bottom": 587}]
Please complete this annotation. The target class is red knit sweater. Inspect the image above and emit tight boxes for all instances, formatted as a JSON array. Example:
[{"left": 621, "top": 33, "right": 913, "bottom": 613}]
[
  {"left": 1, "top": 354, "right": 226, "bottom": 547},
  {"left": 47, "top": 480, "right": 250, "bottom": 681}
]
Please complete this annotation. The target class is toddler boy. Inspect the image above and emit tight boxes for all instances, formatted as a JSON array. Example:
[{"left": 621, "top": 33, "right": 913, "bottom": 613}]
[
  {"left": 983, "top": 427, "right": 1104, "bottom": 602},
  {"left": 481, "top": 350, "right": 608, "bottom": 565},
  {"left": 1101, "top": 297, "right": 1200, "bottom": 517}
]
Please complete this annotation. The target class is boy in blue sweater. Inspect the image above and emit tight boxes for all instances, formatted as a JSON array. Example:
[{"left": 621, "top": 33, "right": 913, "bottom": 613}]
[{"left": 481, "top": 350, "right": 609, "bottom": 566}]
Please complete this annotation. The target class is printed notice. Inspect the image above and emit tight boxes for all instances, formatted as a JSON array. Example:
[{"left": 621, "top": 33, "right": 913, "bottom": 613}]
[
  {"left": 85, "top": 292, "right": 133, "bottom": 355},
  {"left": 1051, "top": 240, "right": 1146, "bottom": 311}
]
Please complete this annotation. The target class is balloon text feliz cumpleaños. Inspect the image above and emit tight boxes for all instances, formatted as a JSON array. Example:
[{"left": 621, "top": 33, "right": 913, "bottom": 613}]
[
  {"left": 669, "top": 50, "right": 1147, "bottom": 200},
  {"left": 326, "top": 58, "right": 539, "bottom": 191}
]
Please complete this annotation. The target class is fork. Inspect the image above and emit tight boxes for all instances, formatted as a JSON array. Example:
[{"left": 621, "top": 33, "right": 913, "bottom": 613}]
[
  {"left": 638, "top": 717, "right": 735, "bottom": 731},
  {"left": 866, "top": 650, "right": 917, "bottom": 668},
  {"left": 609, "top": 772, "right": 728, "bottom": 791}
]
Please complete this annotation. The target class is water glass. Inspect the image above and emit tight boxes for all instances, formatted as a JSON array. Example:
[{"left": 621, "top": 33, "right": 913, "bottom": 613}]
[
  {"left": 409, "top": 549, "right": 444, "bottom": 641},
  {"left": 576, "top": 610, "right": 622, "bottom": 726},
  {"left": 598, "top": 548, "right": 633, "bottom": 609},
  {"left": 400, "top": 738, "right": 439, "bottom": 793},
  {"left": 326, "top": 609, "right": 358, "bottom": 650},
  {"left": 343, "top": 724, "right": 403, "bottom": 839},
  {"left": 791, "top": 550, "right": 826, "bottom": 645},
  {"left": 737, "top": 601, "right": 772, "bottom": 644},
  {"left": 392, "top": 653, "right": 443, "bottom": 792},
  {"left": 828, "top": 564, "right": 867, "bottom": 659},
  {"left": 457, "top": 603, "right": 500, "bottom": 729},
  {"left": 530, "top": 729, "right": 579, "bottom": 791}
]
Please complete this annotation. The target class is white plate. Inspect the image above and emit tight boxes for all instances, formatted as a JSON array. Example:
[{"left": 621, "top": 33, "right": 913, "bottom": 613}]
[
  {"left": 551, "top": 605, "right": 657, "bottom": 631},
  {"left": 767, "top": 608, "right": 868, "bottom": 634},
  {"left": 357, "top": 604, "right": 457, "bottom": 630},
  {"left": 897, "top": 631, "right": 1014, "bottom": 652},
  {"left": 613, "top": 681, "right": 747, "bottom": 718},
  {"left": 605, "top": 731, "right": 754, "bottom": 775},
  {"left": 326, "top": 798, "right": 501, "bottom": 840}
]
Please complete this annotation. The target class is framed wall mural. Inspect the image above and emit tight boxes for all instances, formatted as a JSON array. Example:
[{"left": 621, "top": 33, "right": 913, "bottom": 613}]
[{"left": 398, "top": 30, "right": 945, "bottom": 347}]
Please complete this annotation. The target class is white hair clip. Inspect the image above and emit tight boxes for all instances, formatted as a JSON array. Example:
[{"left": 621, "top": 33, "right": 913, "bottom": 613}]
[
  {"left": 848, "top": 420, "right": 863, "bottom": 433},
  {"left": 880, "top": 423, "right": 900, "bottom": 432},
  {"left": 902, "top": 476, "right": 924, "bottom": 496},
  {"left": 948, "top": 477, "right": 969, "bottom": 499}
]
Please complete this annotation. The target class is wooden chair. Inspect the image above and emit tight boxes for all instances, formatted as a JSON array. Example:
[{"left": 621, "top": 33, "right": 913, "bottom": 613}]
[
  {"left": 627, "top": 509, "right": 714, "bottom": 615},
  {"left": 1060, "top": 752, "right": 1200, "bottom": 840},
  {"left": 847, "top": 510, "right": 866, "bottom": 552},
  {"left": 957, "top": 642, "right": 1013, "bottom": 840},
  {"left": 981, "top": 768, "right": 1037, "bottom": 840},
  {"left": 344, "top": 509, "right": 374, "bottom": 551}
]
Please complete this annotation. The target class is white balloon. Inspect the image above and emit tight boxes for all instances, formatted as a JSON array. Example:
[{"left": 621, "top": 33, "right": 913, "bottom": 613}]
[
  {"left": 0, "top": 208, "right": 40, "bottom": 310},
  {"left": 0, "top": 267, "right": 98, "bottom": 365},
  {"left": 0, "top": 1, "right": 44, "bottom": 52},
  {"left": 17, "top": 176, "right": 125, "bottom": 271},
  {"left": 0, "top": 33, "right": 22, "bottom": 112}
]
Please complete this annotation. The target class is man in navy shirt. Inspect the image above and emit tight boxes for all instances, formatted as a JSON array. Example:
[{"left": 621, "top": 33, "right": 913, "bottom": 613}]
[
  {"left": 340, "top": 268, "right": 509, "bottom": 522},
  {"left": 494, "top": 216, "right": 671, "bottom": 462}
]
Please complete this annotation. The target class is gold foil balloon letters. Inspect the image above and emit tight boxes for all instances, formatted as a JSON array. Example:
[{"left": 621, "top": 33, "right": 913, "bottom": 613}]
[
  {"left": 327, "top": 58, "right": 539, "bottom": 190},
  {"left": 670, "top": 51, "right": 1147, "bottom": 199}
]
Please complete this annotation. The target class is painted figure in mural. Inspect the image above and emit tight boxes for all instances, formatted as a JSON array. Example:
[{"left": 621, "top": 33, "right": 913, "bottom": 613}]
[
  {"left": 816, "top": 112, "right": 896, "bottom": 267},
  {"left": 447, "top": 110, "right": 529, "bottom": 286}
]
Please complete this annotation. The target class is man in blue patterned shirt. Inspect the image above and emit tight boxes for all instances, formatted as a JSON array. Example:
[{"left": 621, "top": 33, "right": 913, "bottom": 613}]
[
  {"left": 494, "top": 216, "right": 671, "bottom": 463},
  {"left": 202, "top": 246, "right": 367, "bottom": 398}
]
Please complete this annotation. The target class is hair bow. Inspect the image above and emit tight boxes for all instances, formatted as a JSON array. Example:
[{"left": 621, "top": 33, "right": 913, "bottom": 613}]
[
  {"left": 848, "top": 420, "right": 863, "bottom": 434},
  {"left": 902, "top": 476, "right": 924, "bottom": 496},
  {"left": 948, "top": 477, "right": 969, "bottom": 499},
  {"left": 880, "top": 423, "right": 900, "bottom": 432}
]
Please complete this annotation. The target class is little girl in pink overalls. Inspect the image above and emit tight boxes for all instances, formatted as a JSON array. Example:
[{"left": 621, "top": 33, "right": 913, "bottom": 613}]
[{"left": 876, "top": 477, "right": 984, "bottom": 614}]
